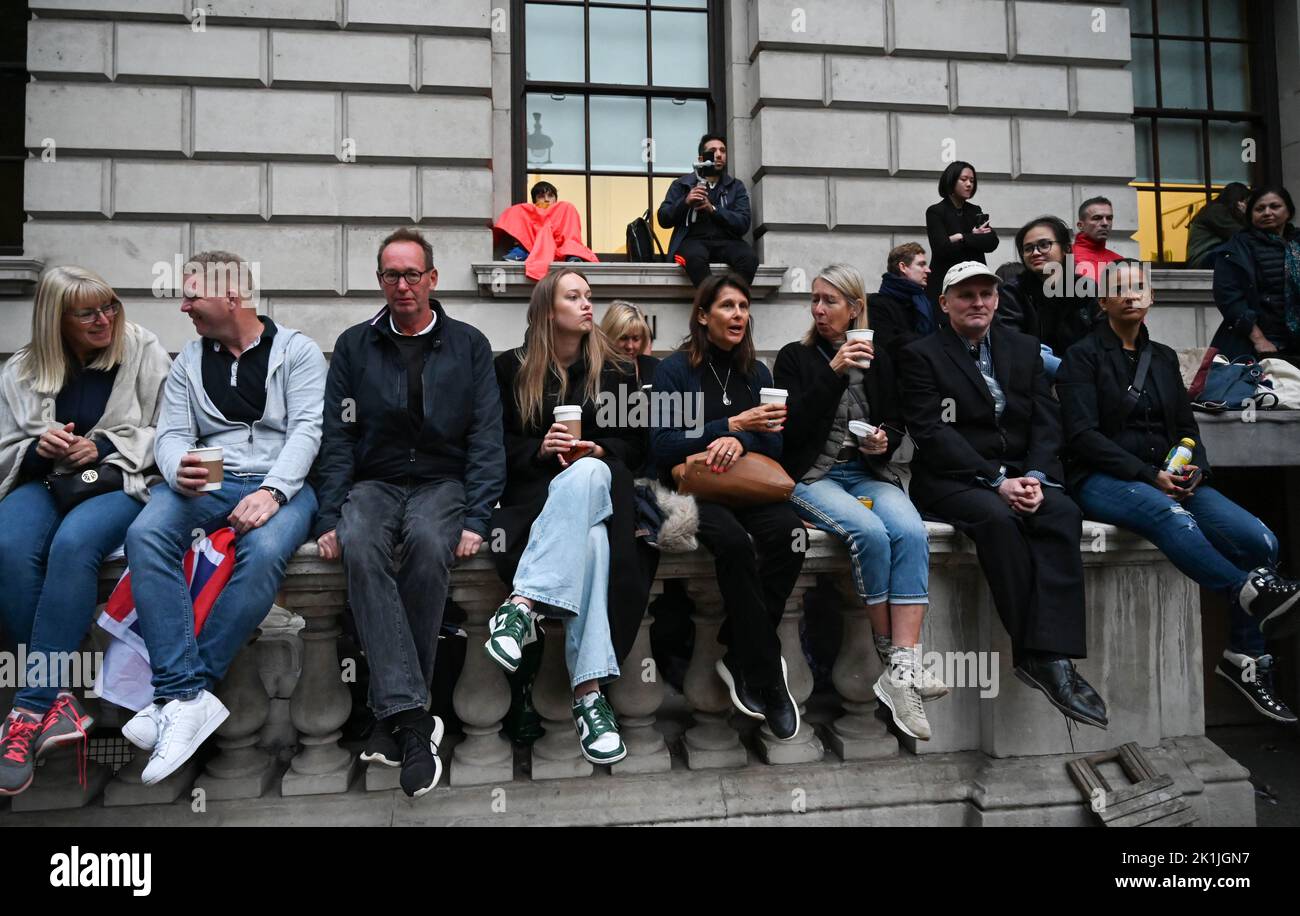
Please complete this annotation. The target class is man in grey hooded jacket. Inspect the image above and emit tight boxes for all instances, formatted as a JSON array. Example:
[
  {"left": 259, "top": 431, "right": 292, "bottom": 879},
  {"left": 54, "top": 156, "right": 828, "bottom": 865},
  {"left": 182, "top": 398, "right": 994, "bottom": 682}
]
[{"left": 122, "top": 250, "right": 326, "bottom": 785}]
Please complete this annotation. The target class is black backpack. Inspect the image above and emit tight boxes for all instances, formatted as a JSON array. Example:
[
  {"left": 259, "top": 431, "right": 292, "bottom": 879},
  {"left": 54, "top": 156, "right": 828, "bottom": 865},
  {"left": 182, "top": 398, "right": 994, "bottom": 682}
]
[{"left": 626, "top": 209, "right": 665, "bottom": 263}]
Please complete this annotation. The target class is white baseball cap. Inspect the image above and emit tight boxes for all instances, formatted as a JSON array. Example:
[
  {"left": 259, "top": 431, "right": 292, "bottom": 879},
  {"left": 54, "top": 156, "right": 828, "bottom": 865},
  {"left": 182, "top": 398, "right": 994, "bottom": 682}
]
[{"left": 941, "top": 261, "right": 1000, "bottom": 294}]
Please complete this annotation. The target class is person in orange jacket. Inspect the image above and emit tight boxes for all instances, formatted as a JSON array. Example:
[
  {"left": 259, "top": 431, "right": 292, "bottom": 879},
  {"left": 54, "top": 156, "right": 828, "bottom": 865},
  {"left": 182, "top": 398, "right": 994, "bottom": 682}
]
[{"left": 495, "top": 181, "right": 598, "bottom": 282}]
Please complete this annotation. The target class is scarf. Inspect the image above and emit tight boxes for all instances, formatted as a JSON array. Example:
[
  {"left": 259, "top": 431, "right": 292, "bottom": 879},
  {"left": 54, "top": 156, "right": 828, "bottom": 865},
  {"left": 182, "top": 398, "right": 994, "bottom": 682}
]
[
  {"left": 1281, "top": 229, "right": 1300, "bottom": 338},
  {"left": 878, "top": 272, "right": 936, "bottom": 336}
]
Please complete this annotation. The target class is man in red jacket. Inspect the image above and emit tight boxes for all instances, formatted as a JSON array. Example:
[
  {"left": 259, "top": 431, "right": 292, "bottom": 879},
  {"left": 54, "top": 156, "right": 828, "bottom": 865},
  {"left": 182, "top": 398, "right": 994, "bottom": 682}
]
[{"left": 1073, "top": 196, "right": 1123, "bottom": 282}]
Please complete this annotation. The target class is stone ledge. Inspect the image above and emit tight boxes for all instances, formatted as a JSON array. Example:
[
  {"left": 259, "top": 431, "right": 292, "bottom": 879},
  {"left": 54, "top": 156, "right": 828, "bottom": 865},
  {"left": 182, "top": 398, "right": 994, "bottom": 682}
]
[
  {"left": 472, "top": 262, "right": 788, "bottom": 300},
  {"left": 0, "top": 257, "right": 45, "bottom": 295}
]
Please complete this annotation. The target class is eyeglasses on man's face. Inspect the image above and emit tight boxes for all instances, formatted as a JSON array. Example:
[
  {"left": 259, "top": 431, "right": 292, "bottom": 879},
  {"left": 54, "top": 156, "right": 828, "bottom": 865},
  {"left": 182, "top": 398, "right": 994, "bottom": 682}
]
[
  {"left": 1021, "top": 239, "right": 1058, "bottom": 256},
  {"left": 69, "top": 301, "right": 121, "bottom": 324},
  {"left": 378, "top": 268, "right": 430, "bottom": 287}
]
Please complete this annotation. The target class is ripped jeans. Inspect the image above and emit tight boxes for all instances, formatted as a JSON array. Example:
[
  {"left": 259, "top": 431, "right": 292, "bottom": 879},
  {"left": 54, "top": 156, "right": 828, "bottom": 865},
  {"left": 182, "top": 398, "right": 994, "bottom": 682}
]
[{"left": 1075, "top": 473, "right": 1277, "bottom": 655}]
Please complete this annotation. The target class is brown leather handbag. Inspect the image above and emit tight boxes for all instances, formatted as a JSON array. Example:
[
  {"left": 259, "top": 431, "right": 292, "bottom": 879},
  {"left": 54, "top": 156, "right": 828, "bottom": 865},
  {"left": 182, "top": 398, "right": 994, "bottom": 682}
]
[{"left": 671, "top": 451, "right": 795, "bottom": 507}]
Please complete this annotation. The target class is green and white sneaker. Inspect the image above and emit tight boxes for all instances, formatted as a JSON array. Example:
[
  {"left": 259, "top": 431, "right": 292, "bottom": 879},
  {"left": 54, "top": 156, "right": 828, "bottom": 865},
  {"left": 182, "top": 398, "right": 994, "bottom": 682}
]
[
  {"left": 485, "top": 599, "right": 540, "bottom": 673},
  {"left": 572, "top": 692, "right": 627, "bottom": 765}
]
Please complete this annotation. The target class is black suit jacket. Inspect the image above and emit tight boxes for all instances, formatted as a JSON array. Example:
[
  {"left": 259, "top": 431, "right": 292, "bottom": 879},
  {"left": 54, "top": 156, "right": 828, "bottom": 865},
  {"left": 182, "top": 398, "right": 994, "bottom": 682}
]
[{"left": 899, "top": 322, "right": 1063, "bottom": 509}]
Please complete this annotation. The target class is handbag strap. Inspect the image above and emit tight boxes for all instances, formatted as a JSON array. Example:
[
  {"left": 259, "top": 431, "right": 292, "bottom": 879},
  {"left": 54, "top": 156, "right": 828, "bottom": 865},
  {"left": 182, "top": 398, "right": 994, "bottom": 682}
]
[{"left": 1123, "top": 347, "right": 1153, "bottom": 417}]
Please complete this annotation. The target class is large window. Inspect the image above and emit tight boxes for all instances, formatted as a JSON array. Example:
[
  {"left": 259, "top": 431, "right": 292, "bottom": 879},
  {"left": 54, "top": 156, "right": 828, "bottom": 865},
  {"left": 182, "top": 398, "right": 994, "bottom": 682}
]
[
  {"left": 0, "top": 2, "right": 29, "bottom": 256},
  {"left": 513, "top": 0, "right": 724, "bottom": 256},
  {"left": 1126, "top": 0, "right": 1278, "bottom": 264}
]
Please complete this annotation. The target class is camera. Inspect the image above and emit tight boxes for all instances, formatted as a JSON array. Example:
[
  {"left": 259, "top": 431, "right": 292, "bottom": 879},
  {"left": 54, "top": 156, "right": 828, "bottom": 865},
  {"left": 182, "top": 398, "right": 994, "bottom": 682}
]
[{"left": 693, "top": 158, "right": 723, "bottom": 181}]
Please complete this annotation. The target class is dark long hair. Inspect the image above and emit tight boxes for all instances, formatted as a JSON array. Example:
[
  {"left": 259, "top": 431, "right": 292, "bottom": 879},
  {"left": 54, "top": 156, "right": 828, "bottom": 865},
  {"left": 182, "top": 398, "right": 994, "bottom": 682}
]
[
  {"left": 938, "top": 161, "right": 978, "bottom": 199},
  {"left": 1246, "top": 184, "right": 1296, "bottom": 228},
  {"left": 682, "top": 273, "right": 756, "bottom": 376},
  {"left": 1014, "top": 215, "right": 1073, "bottom": 268}
]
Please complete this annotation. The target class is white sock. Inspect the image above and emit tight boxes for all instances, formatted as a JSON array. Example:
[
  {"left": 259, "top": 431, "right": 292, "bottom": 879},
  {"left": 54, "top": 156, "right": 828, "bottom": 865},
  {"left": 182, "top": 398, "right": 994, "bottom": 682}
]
[
  {"left": 577, "top": 691, "right": 600, "bottom": 708},
  {"left": 1222, "top": 649, "right": 1254, "bottom": 669},
  {"left": 890, "top": 644, "right": 920, "bottom": 677}
]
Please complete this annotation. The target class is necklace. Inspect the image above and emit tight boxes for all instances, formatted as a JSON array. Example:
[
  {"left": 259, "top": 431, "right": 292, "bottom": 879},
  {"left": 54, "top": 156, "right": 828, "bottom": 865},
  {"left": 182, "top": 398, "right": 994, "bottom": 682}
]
[{"left": 707, "top": 360, "right": 733, "bottom": 406}]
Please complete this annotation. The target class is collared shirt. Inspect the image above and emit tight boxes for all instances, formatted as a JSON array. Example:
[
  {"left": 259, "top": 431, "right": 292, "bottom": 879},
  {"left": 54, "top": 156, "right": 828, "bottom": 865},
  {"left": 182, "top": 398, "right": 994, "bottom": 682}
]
[
  {"left": 201, "top": 317, "right": 277, "bottom": 425},
  {"left": 968, "top": 335, "right": 1006, "bottom": 421},
  {"left": 390, "top": 311, "right": 436, "bottom": 337}
]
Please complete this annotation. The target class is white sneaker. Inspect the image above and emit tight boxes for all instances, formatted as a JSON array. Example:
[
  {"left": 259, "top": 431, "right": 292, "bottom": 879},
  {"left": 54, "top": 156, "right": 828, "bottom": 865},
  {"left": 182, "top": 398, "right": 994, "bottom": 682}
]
[
  {"left": 141, "top": 691, "right": 229, "bottom": 785},
  {"left": 122, "top": 704, "right": 163, "bottom": 750},
  {"left": 883, "top": 643, "right": 950, "bottom": 702},
  {"left": 485, "top": 600, "right": 540, "bottom": 673},
  {"left": 873, "top": 667, "right": 932, "bottom": 741}
]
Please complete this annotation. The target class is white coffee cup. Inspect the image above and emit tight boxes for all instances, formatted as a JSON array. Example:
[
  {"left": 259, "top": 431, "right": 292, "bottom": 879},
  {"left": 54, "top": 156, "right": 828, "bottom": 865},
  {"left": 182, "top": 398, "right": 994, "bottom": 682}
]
[
  {"left": 553, "top": 405, "right": 583, "bottom": 439},
  {"left": 846, "top": 328, "right": 874, "bottom": 368},
  {"left": 848, "top": 420, "right": 879, "bottom": 443},
  {"left": 187, "top": 445, "right": 224, "bottom": 492},
  {"left": 759, "top": 387, "right": 788, "bottom": 406}
]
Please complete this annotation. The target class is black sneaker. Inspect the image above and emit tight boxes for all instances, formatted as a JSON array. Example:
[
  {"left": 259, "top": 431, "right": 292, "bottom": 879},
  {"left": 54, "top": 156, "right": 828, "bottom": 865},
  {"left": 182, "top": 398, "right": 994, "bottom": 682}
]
[
  {"left": 395, "top": 715, "right": 445, "bottom": 799},
  {"left": 1238, "top": 568, "right": 1300, "bottom": 639},
  {"left": 0, "top": 712, "right": 39, "bottom": 797},
  {"left": 1215, "top": 654, "right": 1298, "bottom": 724},
  {"left": 359, "top": 720, "right": 400, "bottom": 768},
  {"left": 760, "top": 658, "right": 801, "bottom": 742},
  {"left": 714, "top": 656, "right": 765, "bottom": 720}
]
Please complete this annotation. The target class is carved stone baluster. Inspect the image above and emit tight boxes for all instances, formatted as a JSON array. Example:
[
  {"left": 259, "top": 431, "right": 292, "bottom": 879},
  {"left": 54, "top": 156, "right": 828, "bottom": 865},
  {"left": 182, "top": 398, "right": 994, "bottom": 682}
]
[
  {"left": 529, "top": 617, "right": 593, "bottom": 780},
  {"left": 758, "top": 575, "right": 825, "bottom": 763},
  {"left": 827, "top": 574, "right": 898, "bottom": 760},
  {"left": 681, "top": 577, "right": 748, "bottom": 770},
  {"left": 608, "top": 580, "right": 670, "bottom": 774},
  {"left": 104, "top": 744, "right": 198, "bottom": 807},
  {"left": 195, "top": 635, "right": 274, "bottom": 799},
  {"left": 450, "top": 580, "right": 515, "bottom": 786}
]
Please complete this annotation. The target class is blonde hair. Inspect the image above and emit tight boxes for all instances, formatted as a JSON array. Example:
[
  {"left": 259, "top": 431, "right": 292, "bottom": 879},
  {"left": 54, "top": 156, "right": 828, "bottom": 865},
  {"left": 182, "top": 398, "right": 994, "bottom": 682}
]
[
  {"left": 802, "top": 264, "right": 867, "bottom": 345},
  {"left": 514, "top": 269, "right": 631, "bottom": 431},
  {"left": 17, "top": 266, "right": 126, "bottom": 394},
  {"left": 599, "top": 300, "right": 652, "bottom": 350}
]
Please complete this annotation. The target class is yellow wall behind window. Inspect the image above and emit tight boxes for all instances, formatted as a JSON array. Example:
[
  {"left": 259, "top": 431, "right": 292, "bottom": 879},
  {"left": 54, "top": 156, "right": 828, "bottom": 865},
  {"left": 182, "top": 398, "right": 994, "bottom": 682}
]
[
  {"left": 1130, "top": 182, "right": 1220, "bottom": 263},
  {"left": 525, "top": 172, "right": 589, "bottom": 245}
]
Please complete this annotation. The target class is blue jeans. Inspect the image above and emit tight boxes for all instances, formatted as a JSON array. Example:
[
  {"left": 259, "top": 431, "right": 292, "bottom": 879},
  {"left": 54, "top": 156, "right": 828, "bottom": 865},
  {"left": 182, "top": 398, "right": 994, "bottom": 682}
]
[
  {"left": 792, "top": 461, "right": 929, "bottom": 605},
  {"left": 124, "top": 475, "right": 317, "bottom": 702},
  {"left": 1075, "top": 472, "right": 1276, "bottom": 655},
  {"left": 0, "top": 482, "right": 144, "bottom": 713},
  {"left": 512, "top": 458, "right": 619, "bottom": 690}
]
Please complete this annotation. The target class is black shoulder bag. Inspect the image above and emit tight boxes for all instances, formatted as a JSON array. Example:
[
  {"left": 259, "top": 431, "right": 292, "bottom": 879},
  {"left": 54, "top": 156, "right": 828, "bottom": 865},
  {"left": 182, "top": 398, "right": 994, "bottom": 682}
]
[{"left": 45, "top": 463, "right": 126, "bottom": 513}]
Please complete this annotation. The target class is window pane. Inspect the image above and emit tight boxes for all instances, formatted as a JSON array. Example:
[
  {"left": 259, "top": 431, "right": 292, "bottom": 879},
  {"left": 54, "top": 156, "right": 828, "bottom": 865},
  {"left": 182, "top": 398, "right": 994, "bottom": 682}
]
[
  {"left": 527, "top": 172, "right": 590, "bottom": 247},
  {"left": 652, "top": 10, "right": 709, "bottom": 87},
  {"left": 1155, "top": 187, "right": 1205, "bottom": 262},
  {"left": 1134, "top": 118, "right": 1153, "bottom": 182},
  {"left": 1158, "top": 39, "right": 1208, "bottom": 108},
  {"left": 650, "top": 97, "right": 708, "bottom": 174},
  {"left": 525, "top": 4, "right": 585, "bottom": 83},
  {"left": 1208, "top": 120, "right": 1253, "bottom": 185},
  {"left": 1157, "top": 120, "right": 1205, "bottom": 185},
  {"left": 1209, "top": 0, "right": 1247, "bottom": 38},
  {"left": 1125, "top": 0, "right": 1152, "bottom": 33},
  {"left": 590, "top": 175, "right": 651, "bottom": 254},
  {"left": 525, "top": 93, "right": 586, "bottom": 170},
  {"left": 591, "top": 7, "right": 647, "bottom": 86},
  {"left": 1157, "top": 0, "right": 1203, "bottom": 36},
  {"left": 589, "top": 95, "right": 648, "bottom": 172},
  {"left": 654, "top": 0, "right": 707, "bottom": 7},
  {"left": 1130, "top": 38, "right": 1156, "bottom": 107},
  {"left": 1210, "top": 42, "right": 1250, "bottom": 110}
]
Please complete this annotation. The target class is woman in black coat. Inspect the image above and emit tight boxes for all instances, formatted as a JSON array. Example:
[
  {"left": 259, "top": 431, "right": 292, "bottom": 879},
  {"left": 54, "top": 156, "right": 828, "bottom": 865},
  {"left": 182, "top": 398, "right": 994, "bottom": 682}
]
[
  {"left": 924, "top": 160, "right": 999, "bottom": 303},
  {"left": 1058, "top": 259, "right": 1300, "bottom": 723},
  {"left": 487, "top": 268, "right": 657, "bottom": 765},
  {"left": 1208, "top": 185, "right": 1300, "bottom": 361},
  {"left": 649, "top": 273, "right": 803, "bottom": 741},
  {"left": 774, "top": 264, "right": 945, "bottom": 742}
]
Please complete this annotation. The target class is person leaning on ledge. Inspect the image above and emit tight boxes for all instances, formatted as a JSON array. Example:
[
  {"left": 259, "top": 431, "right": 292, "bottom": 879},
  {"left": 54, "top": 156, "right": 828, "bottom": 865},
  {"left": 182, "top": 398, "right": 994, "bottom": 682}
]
[
  {"left": 311, "top": 227, "right": 505, "bottom": 798},
  {"left": 898, "top": 261, "right": 1107, "bottom": 729},
  {"left": 122, "top": 249, "right": 326, "bottom": 785}
]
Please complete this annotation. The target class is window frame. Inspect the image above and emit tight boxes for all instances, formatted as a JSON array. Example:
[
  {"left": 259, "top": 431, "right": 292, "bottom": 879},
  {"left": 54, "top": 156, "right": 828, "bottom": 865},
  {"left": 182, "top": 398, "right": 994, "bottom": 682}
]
[
  {"left": 510, "top": 0, "right": 728, "bottom": 258},
  {"left": 1128, "top": 0, "right": 1281, "bottom": 265}
]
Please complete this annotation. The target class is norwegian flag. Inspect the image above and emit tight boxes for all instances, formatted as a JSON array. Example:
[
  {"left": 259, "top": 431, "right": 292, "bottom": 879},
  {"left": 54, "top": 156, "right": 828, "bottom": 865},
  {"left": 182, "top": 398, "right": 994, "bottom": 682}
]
[{"left": 94, "top": 527, "right": 237, "bottom": 712}]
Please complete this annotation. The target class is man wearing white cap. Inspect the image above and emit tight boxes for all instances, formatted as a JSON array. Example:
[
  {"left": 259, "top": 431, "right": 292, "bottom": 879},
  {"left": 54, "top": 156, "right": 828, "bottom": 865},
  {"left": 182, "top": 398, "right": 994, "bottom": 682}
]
[{"left": 897, "top": 261, "right": 1107, "bottom": 728}]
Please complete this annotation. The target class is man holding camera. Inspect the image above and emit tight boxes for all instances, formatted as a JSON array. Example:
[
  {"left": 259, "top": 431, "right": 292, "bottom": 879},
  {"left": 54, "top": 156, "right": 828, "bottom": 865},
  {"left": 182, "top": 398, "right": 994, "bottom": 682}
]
[{"left": 656, "top": 133, "right": 758, "bottom": 288}]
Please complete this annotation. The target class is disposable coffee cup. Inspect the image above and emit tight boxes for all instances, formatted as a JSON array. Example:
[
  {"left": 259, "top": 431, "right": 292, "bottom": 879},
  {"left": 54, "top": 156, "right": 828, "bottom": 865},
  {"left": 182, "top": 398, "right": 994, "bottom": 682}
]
[
  {"left": 848, "top": 420, "right": 879, "bottom": 443},
  {"left": 188, "top": 445, "right": 223, "bottom": 492},
  {"left": 553, "top": 405, "right": 582, "bottom": 440},
  {"left": 846, "top": 328, "right": 874, "bottom": 368},
  {"left": 759, "top": 388, "right": 788, "bottom": 406}
]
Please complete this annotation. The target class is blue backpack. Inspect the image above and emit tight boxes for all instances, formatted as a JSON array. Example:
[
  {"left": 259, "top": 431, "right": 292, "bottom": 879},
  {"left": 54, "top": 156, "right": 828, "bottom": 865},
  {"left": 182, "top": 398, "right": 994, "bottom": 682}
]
[{"left": 1193, "top": 357, "right": 1278, "bottom": 412}]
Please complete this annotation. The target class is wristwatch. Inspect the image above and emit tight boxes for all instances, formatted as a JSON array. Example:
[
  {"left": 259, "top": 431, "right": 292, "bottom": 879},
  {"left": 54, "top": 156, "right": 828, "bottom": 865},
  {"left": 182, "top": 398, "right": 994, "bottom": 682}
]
[{"left": 259, "top": 485, "right": 288, "bottom": 506}]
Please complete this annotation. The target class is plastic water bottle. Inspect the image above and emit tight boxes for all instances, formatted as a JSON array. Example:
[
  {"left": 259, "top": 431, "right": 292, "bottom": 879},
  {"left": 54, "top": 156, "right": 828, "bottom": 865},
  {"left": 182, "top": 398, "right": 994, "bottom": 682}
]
[{"left": 1162, "top": 438, "right": 1195, "bottom": 473}]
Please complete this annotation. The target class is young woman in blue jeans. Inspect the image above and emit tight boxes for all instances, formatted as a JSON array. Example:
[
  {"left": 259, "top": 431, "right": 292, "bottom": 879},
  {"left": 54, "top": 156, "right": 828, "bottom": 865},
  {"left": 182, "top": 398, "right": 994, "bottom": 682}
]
[
  {"left": 0, "top": 266, "right": 171, "bottom": 796},
  {"left": 774, "top": 265, "right": 947, "bottom": 742},
  {"left": 1058, "top": 259, "right": 1300, "bottom": 724}
]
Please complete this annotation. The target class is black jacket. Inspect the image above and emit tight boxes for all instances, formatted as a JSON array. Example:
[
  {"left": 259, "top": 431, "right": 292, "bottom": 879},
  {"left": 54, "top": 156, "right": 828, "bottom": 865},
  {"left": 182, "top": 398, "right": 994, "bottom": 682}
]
[
  {"left": 868, "top": 291, "right": 931, "bottom": 368},
  {"left": 772, "top": 337, "right": 904, "bottom": 483},
  {"left": 1056, "top": 321, "right": 1209, "bottom": 491},
  {"left": 997, "top": 270, "right": 1100, "bottom": 358},
  {"left": 490, "top": 349, "right": 655, "bottom": 665},
  {"left": 899, "top": 322, "right": 1063, "bottom": 509},
  {"left": 656, "top": 172, "right": 752, "bottom": 262},
  {"left": 924, "top": 198, "right": 1000, "bottom": 303},
  {"left": 1209, "top": 225, "right": 1300, "bottom": 359},
  {"left": 313, "top": 299, "right": 504, "bottom": 539}
]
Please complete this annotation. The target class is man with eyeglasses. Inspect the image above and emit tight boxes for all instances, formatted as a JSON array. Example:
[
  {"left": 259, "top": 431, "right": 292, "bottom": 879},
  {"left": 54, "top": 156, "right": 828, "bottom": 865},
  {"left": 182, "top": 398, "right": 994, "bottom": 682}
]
[
  {"left": 311, "top": 227, "right": 505, "bottom": 798},
  {"left": 122, "top": 249, "right": 327, "bottom": 785}
]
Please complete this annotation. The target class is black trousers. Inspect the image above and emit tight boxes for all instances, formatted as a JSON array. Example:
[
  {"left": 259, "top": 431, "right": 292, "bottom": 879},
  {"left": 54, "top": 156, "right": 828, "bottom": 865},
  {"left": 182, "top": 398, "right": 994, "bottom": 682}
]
[
  {"left": 337, "top": 478, "right": 465, "bottom": 719},
  {"left": 926, "top": 486, "right": 1087, "bottom": 664},
  {"left": 677, "top": 236, "right": 759, "bottom": 287},
  {"left": 694, "top": 500, "right": 806, "bottom": 686}
]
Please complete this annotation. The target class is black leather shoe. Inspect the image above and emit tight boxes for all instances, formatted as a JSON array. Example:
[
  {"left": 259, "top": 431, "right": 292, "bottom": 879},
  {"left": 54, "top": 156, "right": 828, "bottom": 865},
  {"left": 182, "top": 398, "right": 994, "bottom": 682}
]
[
  {"left": 761, "top": 658, "right": 801, "bottom": 742},
  {"left": 715, "top": 656, "right": 765, "bottom": 720},
  {"left": 1014, "top": 657, "right": 1108, "bottom": 729}
]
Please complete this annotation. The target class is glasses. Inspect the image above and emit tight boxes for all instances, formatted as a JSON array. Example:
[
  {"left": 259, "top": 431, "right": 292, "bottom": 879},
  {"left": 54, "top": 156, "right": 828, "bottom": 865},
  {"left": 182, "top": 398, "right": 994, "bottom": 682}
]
[
  {"left": 1021, "top": 239, "right": 1058, "bottom": 256},
  {"left": 378, "top": 269, "right": 429, "bottom": 287},
  {"left": 69, "top": 301, "right": 121, "bottom": 325}
]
